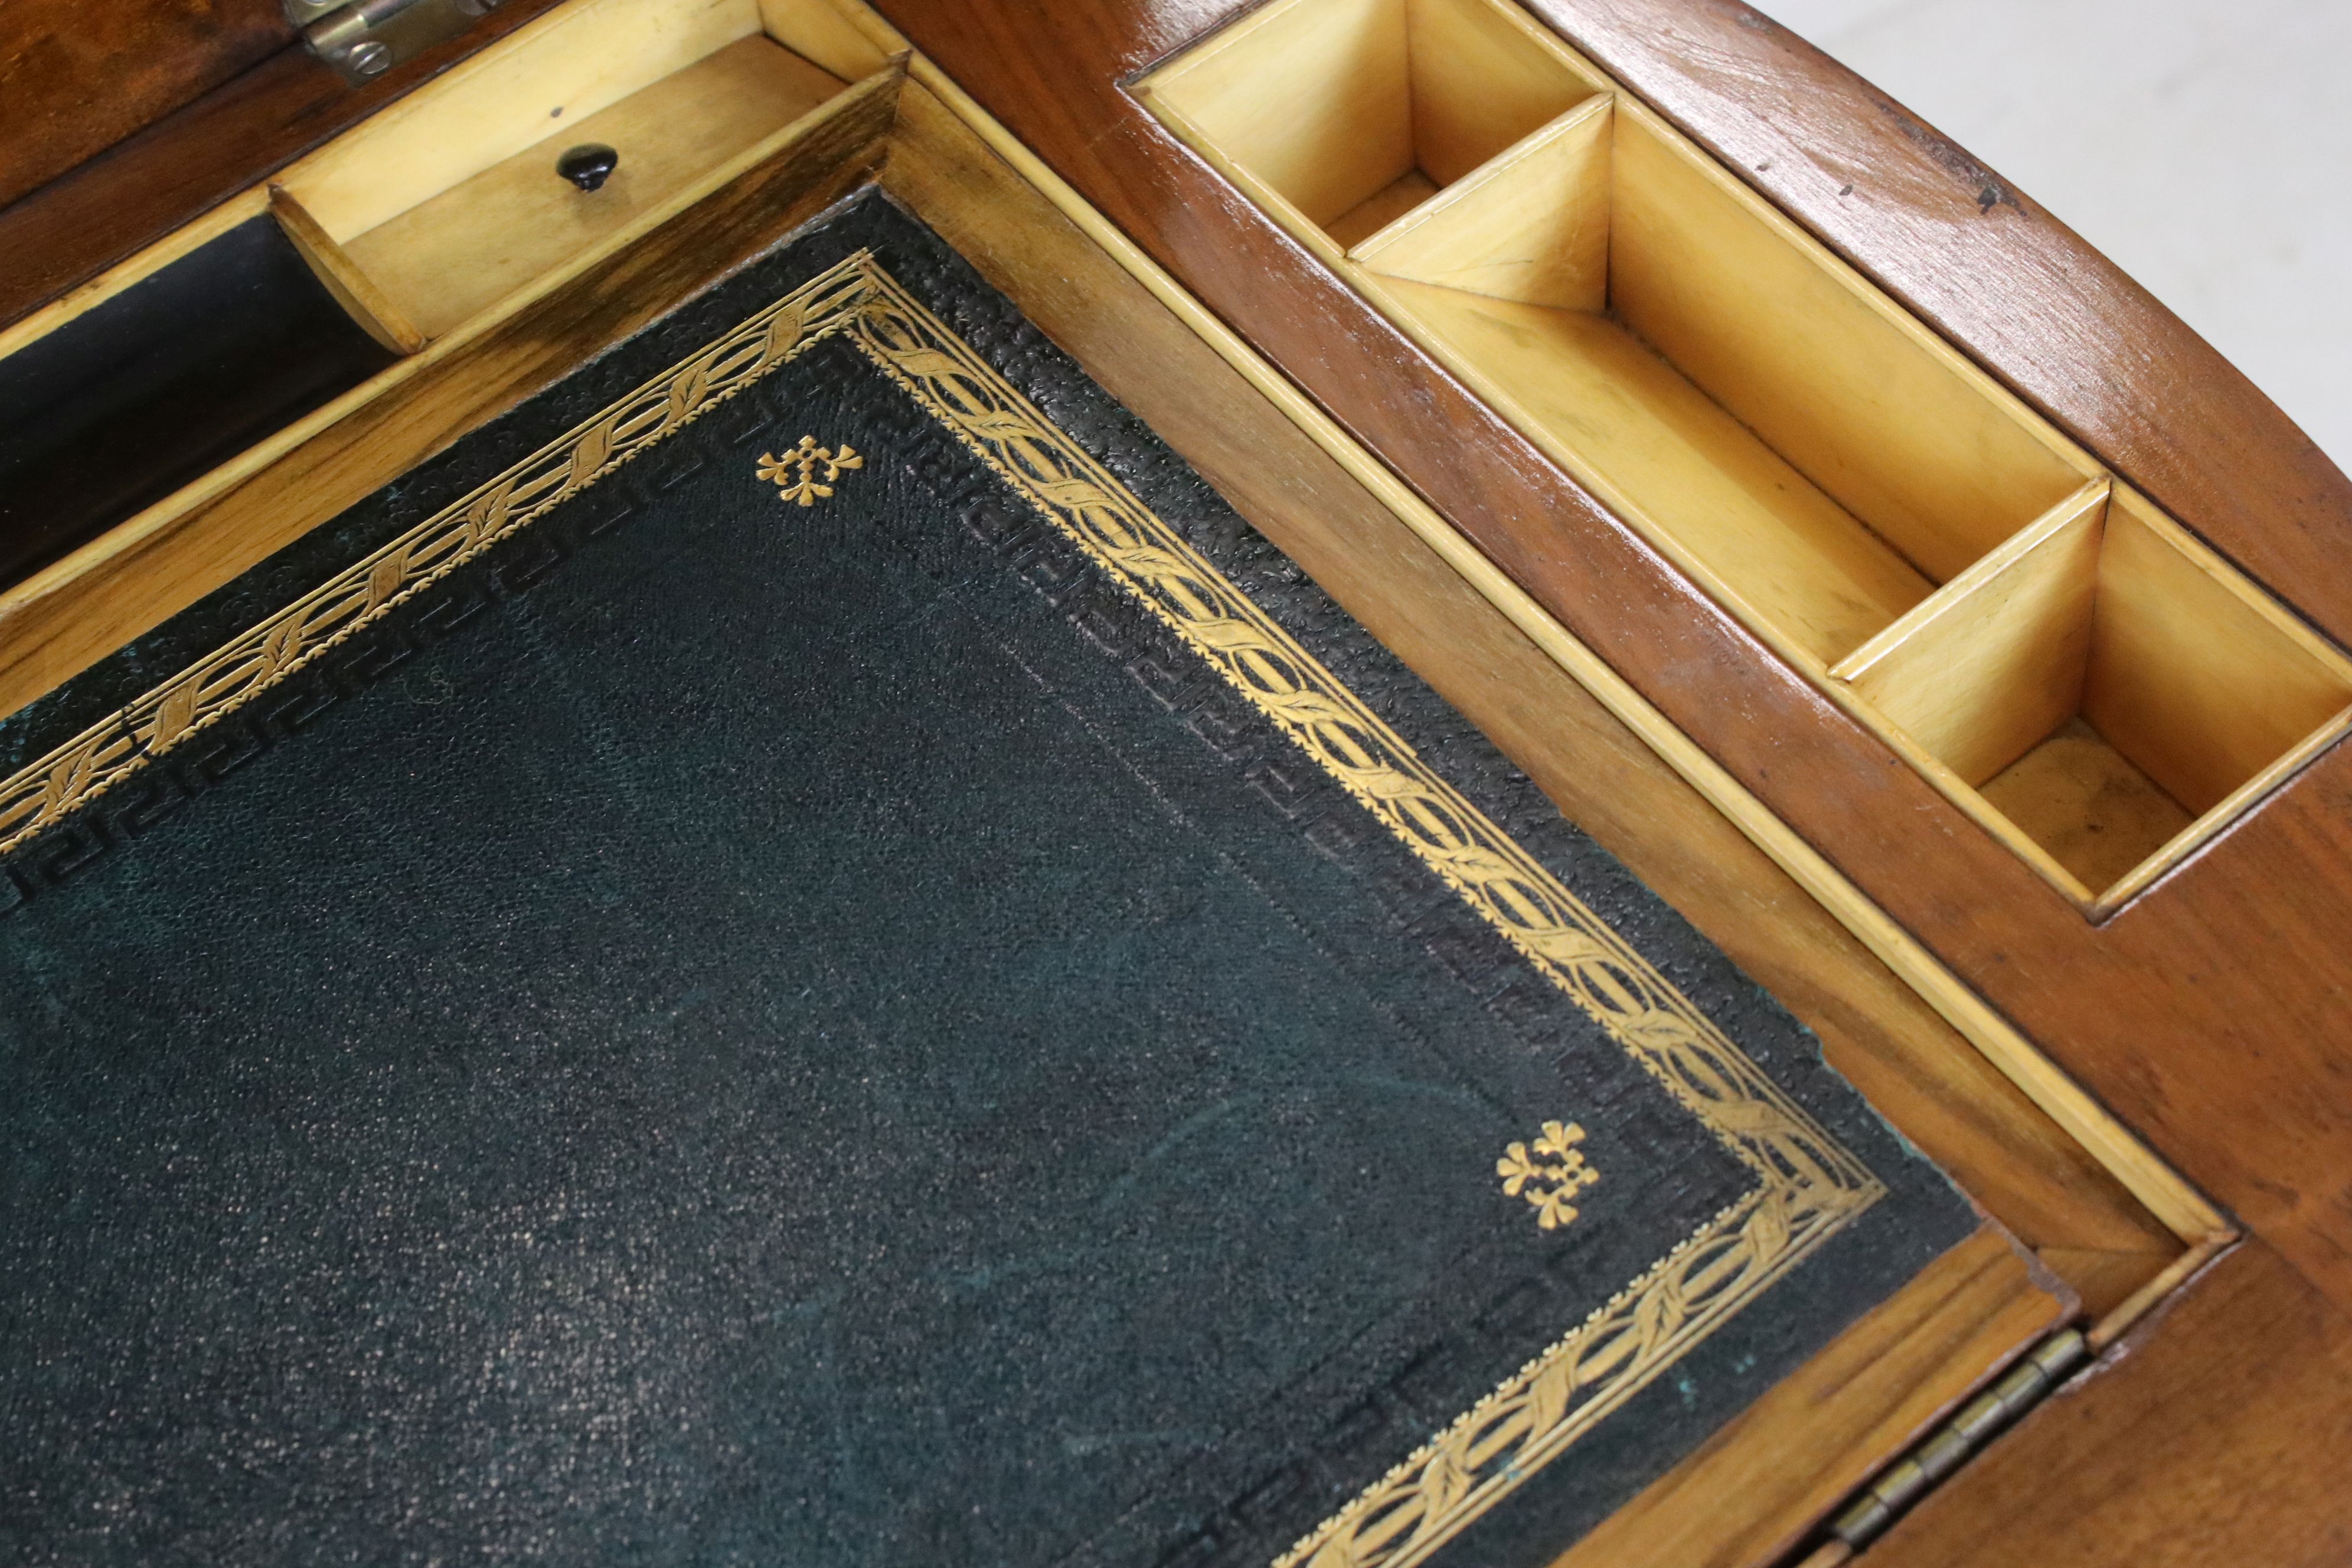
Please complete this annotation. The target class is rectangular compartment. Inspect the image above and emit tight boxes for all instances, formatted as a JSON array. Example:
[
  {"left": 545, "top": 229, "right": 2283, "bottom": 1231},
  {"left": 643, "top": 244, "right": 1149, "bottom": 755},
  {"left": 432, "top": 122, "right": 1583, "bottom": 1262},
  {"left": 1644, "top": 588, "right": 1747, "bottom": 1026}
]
[
  {"left": 277, "top": 0, "right": 854, "bottom": 341},
  {"left": 1144, "top": 0, "right": 2101, "bottom": 674},
  {"left": 1382, "top": 102, "right": 2101, "bottom": 670},
  {"left": 1837, "top": 486, "right": 2352, "bottom": 904},
  {"left": 1140, "top": 0, "right": 2352, "bottom": 912}
]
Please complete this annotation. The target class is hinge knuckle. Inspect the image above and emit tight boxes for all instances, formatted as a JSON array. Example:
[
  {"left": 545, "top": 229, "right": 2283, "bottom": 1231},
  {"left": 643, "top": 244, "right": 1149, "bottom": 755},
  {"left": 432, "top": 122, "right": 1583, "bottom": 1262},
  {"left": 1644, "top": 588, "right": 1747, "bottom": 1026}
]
[{"left": 1827, "top": 1327, "right": 2089, "bottom": 1554}]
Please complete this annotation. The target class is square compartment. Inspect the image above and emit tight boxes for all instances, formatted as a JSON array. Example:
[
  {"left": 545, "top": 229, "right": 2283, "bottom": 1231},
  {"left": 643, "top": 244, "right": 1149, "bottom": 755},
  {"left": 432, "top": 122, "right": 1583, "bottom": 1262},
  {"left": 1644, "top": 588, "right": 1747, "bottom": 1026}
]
[{"left": 1834, "top": 485, "right": 2352, "bottom": 906}]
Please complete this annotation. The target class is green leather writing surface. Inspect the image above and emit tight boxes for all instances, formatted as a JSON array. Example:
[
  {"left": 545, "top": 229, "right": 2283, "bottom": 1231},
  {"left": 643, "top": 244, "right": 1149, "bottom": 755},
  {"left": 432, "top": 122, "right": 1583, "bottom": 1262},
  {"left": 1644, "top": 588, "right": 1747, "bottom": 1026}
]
[{"left": 0, "top": 194, "right": 1971, "bottom": 1567}]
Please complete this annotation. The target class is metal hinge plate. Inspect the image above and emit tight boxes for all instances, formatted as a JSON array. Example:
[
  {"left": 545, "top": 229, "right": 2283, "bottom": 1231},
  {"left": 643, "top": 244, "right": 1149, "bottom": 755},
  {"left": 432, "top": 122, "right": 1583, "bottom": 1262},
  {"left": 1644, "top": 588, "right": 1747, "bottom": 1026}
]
[
  {"left": 1821, "top": 1328, "right": 2089, "bottom": 1557},
  {"left": 288, "top": 0, "right": 509, "bottom": 85}
]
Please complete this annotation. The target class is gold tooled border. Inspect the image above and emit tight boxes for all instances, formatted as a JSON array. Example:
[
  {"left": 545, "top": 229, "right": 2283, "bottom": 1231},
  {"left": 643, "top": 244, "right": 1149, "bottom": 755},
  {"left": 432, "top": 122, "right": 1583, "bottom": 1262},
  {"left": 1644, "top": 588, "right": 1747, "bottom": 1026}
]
[{"left": 0, "top": 251, "right": 1885, "bottom": 1568}]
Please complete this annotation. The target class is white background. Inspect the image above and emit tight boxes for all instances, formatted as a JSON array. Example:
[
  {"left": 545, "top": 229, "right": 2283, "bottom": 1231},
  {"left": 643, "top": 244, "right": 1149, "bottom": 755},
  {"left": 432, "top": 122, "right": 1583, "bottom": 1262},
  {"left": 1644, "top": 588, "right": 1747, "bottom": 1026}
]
[{"left": 1757, "top": 0, "right": 2352, "bottom": 474}]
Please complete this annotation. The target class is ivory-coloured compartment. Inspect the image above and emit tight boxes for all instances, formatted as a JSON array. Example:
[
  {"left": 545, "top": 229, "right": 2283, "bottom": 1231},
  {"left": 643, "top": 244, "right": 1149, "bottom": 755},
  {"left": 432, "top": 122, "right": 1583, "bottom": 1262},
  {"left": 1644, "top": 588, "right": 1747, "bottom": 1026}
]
[
  {"left": 276, "top": 0, "right": 851, "bottom": 341},
  {"left": 1835, "top": 486, "right": 2352, "bottom": 904},
  {"left": 1144, "top": 0, "right": 2100, "bottom": 672},
  {"left": 1139, "top": 0, "right": 1603, "bottom": 250}
]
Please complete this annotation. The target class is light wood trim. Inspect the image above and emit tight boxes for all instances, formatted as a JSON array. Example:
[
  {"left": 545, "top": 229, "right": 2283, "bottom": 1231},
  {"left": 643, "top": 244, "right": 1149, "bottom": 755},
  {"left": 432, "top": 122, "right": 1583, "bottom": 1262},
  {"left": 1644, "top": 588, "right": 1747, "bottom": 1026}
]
[
  {"left": 1834, "top": 482, "right": 2105, "bottom": 680},
  {"left": 903, "top": 22, "right": 2223, "bottom": 1242},
  {"left": 0, "top": 187, "right": 271, "bottom": 365},
  {"left": 1351, "top": 93, "right": 1612, "bottom": 312},
  {"left": 2089, "top": 707, "right": 2352, "bottom": 916},
  {"left": 1548, "top": 1228, "right": 2070, "bottom": 1568},
  {"left": 279, "top": 0, "right": 766, "bottom": 241},
  {"left": 267, "top": 185, "right": 430, "bottom": 355},
  {"left": 2087, "top": 1230, "right": 2237, "bottom": 1353},
  {"left": 1835, "top": 481, "right": 2109, "bottom": 785},
  {"left": 1853, "top": 695, "right": 2108, "bottom": 906}
]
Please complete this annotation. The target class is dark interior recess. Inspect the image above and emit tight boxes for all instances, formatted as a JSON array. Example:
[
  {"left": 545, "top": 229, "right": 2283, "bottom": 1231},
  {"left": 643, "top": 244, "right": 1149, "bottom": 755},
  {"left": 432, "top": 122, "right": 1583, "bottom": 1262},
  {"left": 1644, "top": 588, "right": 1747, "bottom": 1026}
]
[{"left": 0, "top": 214, "right": 393, "bottom": 588}]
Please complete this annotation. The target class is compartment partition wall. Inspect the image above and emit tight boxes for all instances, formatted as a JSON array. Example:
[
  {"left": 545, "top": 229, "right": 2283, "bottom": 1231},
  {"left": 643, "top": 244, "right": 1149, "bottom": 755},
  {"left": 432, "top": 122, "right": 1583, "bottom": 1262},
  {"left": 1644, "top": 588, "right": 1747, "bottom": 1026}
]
[{"left": 1137, "top": 0, "right": 2352, "bottom": 914}]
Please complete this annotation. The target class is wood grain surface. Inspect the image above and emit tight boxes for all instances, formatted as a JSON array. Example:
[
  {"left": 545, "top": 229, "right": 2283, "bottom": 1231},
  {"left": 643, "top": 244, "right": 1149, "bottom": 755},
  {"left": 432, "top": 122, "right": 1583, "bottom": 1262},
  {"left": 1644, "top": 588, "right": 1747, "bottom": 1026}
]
[
  {"left": 860, "top": 0, "right": 2352, "bottom": 1326},
  {"left": 1520, "top": 0, "right": 2352, "bottom": 644},
  {"left": 0, "top": 0, "right": 293, "bottom": 213},
  {"left": 1870, "top": 1239, "right": 2352, "bottom": 1568}
]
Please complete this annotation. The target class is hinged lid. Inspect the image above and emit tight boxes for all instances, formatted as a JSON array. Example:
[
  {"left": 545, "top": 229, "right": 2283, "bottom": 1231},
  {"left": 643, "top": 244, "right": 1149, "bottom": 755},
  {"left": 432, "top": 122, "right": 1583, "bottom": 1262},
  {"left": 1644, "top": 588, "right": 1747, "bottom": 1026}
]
[{"left": 287, "top": 0, "right": 511, "bottom": 84}]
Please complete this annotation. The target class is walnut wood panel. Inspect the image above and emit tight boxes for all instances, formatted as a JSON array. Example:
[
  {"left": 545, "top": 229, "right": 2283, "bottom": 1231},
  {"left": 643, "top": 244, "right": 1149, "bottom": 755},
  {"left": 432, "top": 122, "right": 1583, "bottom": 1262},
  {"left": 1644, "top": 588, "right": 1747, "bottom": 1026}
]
[
  {"left": 877, "top": 74, "right": 2175, "bottom": 1306},
  {"left": 0, "top": 0, "right": 293, "bottom": 213},
  {"left": 0, "top": 0, "right": 573, "bottom": 332},
  {"left": 1869, "top": 1239, "right": 2352, "bottom": 1567},
  {"left": 862, "top": 0, "right": 2352, "bottom": 1317}
]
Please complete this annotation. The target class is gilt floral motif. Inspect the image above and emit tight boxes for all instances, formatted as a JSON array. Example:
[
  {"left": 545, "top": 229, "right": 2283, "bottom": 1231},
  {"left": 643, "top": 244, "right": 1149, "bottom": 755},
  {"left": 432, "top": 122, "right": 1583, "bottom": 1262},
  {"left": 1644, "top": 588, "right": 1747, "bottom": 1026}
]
[
  {"left": 757, "top": 435, "right": 864, "bottom": 506},
  {"left": 1498, "top": 1120, "right": 1600, "bottom": 1231}
]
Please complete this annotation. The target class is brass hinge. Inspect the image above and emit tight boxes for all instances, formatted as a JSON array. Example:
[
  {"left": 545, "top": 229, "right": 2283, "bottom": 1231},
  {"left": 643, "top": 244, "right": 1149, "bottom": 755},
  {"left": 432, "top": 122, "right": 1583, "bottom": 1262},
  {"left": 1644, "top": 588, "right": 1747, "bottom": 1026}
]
[
  {"left": 1816, "top": 1328, "right": 2089, "bottom": 1559},
  {"left": 287, "top": 0, "right": 510, "bottom": 85}
]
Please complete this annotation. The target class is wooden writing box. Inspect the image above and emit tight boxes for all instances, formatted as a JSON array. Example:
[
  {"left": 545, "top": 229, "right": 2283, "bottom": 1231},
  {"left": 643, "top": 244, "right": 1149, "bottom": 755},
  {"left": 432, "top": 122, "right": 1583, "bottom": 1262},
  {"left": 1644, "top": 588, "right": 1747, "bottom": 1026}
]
[{"left": 0, "top": 0, "right": 2346, "bottom": 1562}]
